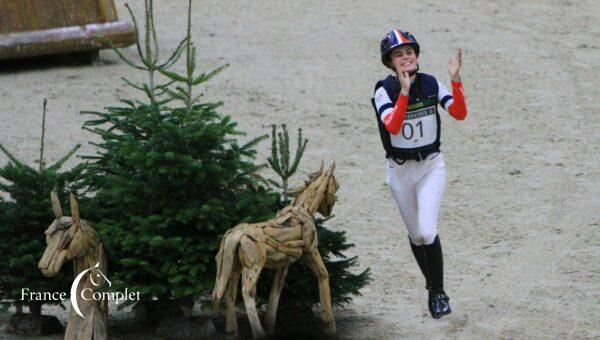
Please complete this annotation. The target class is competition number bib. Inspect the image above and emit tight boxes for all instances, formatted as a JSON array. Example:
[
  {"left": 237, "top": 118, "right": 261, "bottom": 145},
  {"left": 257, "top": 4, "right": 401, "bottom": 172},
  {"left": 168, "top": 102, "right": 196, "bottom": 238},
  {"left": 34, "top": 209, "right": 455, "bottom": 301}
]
[{"left": 390, "top": 105, "right": 437, "bottom": 149}]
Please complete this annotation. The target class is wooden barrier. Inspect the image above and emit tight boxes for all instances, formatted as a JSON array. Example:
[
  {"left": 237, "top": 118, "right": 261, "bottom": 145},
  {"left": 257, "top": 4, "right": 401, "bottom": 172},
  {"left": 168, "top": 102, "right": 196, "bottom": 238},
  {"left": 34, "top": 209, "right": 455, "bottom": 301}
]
[{"left": 0, "top": 0, "right": 135, "bottom": 60}]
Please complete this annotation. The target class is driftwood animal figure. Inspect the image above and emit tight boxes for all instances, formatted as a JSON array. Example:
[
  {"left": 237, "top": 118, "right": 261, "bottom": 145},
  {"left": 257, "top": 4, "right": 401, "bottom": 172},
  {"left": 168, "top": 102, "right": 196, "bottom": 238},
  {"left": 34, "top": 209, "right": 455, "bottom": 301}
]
[
  {"left": 38, "top": 192, "right": 108, "bottom": 340},
  {"left": 213, "top": 161, "right": 339, "bottom": 339}
]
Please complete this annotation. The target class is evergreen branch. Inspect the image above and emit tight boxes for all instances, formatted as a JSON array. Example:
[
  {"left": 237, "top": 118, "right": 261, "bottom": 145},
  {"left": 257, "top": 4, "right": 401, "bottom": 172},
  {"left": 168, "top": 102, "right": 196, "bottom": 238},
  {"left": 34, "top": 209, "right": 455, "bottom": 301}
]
[
  {"left": 82, "top": 118, "right": 109, "bottom": 127},
  {"left": 188, "top": 44, "right": 197, "bottom": 77},
  {"left": 282, "top": 125, "right": 290, "bottom": 174},
  {"left": 121, "top": 77, "right": 146, "bottom": 91},
  {"left": 240, "top": 134, "right": 268, "bottom": 154},
  {"left": 154, "top": 87, "right": 169, "bottom": 97},
  {"left": 142, "top": 84, "right": 156, "bottom": 100},
  {"left": 175, "top": 86, "right": 189, "bottom": 97},
  {"left": 125, "top": 3, "right": 146, "bottom": 62},
  {"left": 159, "top": 69, "right": 188, "bottom": 82},
  {"left": 192, "top": 64, "right": 229, "bottom": 85},
  {"left": 156, "top": 80, "right": 176, "bottom": 89},
  {"left": 162, "top": 87, "right": 188, "bottom": 101},
  {"left": 81, "top": 111, "right": 127, "bottom": 128},
  {"left": 190, "top": 93, "right": 204, "bottom": 105},
  {"left": 253, "top": 162, "right": 269, "bottom": 172},
  {"left": 156, "top": 97, "right": 174, "bottom": 106},
  {"left": 269, "top": 125, "right": 281, "bottom": 173},
  {"left": 267, "top": 157, "right": 278, "bottom": 175},
  {"left": 266, "top": 178, "right": 281, "bottom": 189},
  {"left": 154, "top": 82, "right": 172, "bottom": 97},
  {"left": 78, "top": 155, "right": 103, "bottom": 161},
  {"left": 87, "top": 141, "right": 106, "bottom": 150},
  {"left": 158, "top": 36, "right": 188, "bottom": 69},
  {"left": 82, "top": 122, "right": 144, "bottom": 140},
  {"left": 0, "top": 144, "right": 30, "bottom": 170},
  {"left": 266, "top": 124, "right": 307, "bottom": 201},
  {"left": 81, "top": 125, "right": 105, "bottom": 135},
  {"left": 149, "top": 0, "right": 159, "bottom": 62},
  {"left": 183, "top": 0, "right": 194, "bottom": 115},
  {"left": 96, "top": 35, "right": 146, "bottom": 70},
  {"left": 289, "top": 128, "right": 307, "bottom": 175},
  {"left": 120, "top": 99, "right": 137, "bottom": 108},
  {"left": 47, "top": 144, "right": 81, "bottom": 171},
  {"left": 144, "top": 0, "right": 152, "bottom": 68},
  {"left": 277, "top": 131, "right": 287, "bottom": 175},
  {"left": 224, "top": 163, "right": 268, "bottom": 189}
]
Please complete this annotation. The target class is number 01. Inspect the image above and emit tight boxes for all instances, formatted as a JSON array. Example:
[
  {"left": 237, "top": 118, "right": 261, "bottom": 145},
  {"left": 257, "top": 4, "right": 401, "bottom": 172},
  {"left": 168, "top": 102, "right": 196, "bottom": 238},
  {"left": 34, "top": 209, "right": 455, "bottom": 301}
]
[{"left": 402, "top": 121, "right": 423, "bottom": 140}]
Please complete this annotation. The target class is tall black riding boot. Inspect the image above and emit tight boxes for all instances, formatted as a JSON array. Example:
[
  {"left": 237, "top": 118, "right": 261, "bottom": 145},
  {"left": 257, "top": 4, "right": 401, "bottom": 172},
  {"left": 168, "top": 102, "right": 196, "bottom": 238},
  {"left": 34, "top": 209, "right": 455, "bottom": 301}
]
[
  {"left": 423, "top": 235, "right": 451, "bottom": 319},
  {"left": 409, "top": 238, "right": 431, "bottom": 291}
]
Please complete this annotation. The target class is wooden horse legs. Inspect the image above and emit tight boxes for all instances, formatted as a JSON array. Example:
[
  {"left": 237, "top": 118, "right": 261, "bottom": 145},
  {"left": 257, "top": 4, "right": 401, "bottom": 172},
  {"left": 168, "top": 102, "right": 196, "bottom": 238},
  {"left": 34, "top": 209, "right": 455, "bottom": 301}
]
[
  {"left": 230, "top": 265, "right": 290, "bottom": 338},
  {"left": 225, "top": 242, "right": 336, "bottom": 338},
  {"left": 265, "top": 266, "right": 289, "bottom": 335},
  {"left": 224, "top": 270, "right": 241, "bottom": 337},
  {"left": 239, "top": 236, "right": 266, "bottom": 339},
  {"left": 303, "top": 249, "right": 337, "bottom": 335},
  {"left": 242, "top": 265, "right": 265, "bottom": 339}
]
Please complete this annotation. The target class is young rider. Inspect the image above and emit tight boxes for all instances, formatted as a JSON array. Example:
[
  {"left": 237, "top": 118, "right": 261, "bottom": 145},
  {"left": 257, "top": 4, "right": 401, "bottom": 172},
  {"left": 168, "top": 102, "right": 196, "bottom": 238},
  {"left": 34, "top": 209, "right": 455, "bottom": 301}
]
[{"left": 371, "top": 29, "right": 467, "bottom": 319}]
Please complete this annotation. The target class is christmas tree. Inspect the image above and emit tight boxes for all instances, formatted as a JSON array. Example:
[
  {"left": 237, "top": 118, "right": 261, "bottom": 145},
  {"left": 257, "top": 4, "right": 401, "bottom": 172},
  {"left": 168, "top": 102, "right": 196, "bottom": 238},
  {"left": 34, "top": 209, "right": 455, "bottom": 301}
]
[
  {"left": 80, "top": 0, "right": 279, "bottom": 304},
  {"left": 0, "top": 99, "right": 85, "bottom": 314}
]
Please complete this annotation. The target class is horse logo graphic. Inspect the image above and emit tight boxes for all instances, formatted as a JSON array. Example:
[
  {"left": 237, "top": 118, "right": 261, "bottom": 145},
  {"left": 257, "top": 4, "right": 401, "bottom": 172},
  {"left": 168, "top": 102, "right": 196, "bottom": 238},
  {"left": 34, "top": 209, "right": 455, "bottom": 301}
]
[{"left": 70, "top": 262, "right": 111, "bottom": 319}]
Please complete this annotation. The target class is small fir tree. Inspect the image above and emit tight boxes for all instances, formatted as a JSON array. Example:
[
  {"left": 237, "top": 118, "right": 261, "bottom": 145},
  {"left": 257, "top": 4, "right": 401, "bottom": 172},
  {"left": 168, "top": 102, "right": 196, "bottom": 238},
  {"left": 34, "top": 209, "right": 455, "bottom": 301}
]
[
  {"left": 0, "top": 99, "right": 85, "bottom": 314},
  {"left": 81, "top": 0, "right": 279, "bottom": 303},
  {"left": 267, "top": 124, "right": 307, "bottom": 202},
  {"left": 259, "top": 125, "right": 371, "bottom": 311}
]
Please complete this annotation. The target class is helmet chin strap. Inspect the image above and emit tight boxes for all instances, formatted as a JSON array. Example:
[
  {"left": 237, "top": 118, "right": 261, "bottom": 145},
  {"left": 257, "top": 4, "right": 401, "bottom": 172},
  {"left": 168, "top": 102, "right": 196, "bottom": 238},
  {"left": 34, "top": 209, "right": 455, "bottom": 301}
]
[
  {"left": 407, "top": 64, "right": 420, "bottom": 76},
  {"left": 395, "top": 64, "right": 419, "bottom": 77}
]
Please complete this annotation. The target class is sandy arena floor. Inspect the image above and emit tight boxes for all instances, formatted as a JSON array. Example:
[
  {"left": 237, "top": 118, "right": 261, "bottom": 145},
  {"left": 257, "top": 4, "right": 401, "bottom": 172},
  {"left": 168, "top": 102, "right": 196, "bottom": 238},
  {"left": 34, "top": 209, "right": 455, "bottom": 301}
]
[{"left": 1, "top": 0, "right": 599, "bottom": 338}]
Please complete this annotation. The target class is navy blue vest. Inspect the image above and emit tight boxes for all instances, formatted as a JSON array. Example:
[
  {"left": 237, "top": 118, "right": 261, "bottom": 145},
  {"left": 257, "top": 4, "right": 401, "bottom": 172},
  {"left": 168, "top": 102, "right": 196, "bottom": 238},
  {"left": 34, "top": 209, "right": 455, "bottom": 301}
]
[{"left": 372, "top": 73, "right": 442, "bottom": 160}]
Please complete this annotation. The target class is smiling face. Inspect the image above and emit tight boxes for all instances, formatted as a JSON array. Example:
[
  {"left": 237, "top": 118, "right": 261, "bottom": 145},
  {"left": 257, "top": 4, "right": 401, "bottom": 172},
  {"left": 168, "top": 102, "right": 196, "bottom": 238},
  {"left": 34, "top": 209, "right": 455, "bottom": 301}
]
[{"left": 390, "top": 45, "right": 418, "bottom": 74}]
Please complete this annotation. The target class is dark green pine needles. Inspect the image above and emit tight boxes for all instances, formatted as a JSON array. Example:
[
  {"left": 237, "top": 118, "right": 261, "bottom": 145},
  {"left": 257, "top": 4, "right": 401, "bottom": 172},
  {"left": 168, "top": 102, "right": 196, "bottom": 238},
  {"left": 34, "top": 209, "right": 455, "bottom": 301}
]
[
  {"left": 0, "top": 99, "right": 85, "bottom": 312},
  {"left": 79, "top": 0, "right": 279, "bottom": 301}
]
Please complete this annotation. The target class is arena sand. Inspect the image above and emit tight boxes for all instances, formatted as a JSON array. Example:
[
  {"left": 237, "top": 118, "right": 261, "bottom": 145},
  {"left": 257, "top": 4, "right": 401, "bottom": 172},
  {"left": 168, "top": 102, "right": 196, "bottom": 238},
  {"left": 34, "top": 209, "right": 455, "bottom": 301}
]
[{"left": 1, "top": 0, "right": 598, "bottom": 338}]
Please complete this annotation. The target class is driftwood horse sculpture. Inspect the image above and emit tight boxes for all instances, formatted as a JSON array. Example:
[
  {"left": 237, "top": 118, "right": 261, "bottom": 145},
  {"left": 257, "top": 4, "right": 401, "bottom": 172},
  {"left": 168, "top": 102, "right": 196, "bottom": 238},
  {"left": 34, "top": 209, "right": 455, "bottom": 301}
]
[
  {"left": 213, "top": 162, "right": 339, "bottom": 338},
  {"left": 38, "top": 192, "right": 108, "bottom": 340}
]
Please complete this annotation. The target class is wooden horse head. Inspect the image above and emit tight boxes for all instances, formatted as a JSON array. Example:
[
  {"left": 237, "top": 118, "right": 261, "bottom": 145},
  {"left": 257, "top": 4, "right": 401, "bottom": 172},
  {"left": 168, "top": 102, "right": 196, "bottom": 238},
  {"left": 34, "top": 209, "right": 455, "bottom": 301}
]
[
  {"left": 38, "top": 192, "right": 94, "bottom": 277},
  {"left": 290, "top": 161, "right": 339, "bottom": 216}
]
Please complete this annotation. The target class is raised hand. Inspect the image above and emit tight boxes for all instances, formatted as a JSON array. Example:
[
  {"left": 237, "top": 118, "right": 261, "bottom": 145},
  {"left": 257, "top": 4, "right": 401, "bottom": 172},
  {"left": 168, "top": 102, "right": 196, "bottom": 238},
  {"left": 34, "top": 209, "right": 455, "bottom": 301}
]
[
  {"left": 398, "top": 71, "right": 411, "bottom": 96},
  {"left": 448, "top": 48, "right": 462, "bottom": 82}
]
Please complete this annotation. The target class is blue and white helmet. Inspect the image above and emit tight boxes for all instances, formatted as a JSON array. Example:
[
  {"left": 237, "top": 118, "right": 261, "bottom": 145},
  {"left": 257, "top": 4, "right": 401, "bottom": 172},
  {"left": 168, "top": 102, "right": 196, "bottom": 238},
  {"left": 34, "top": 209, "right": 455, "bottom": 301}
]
[{"left": 380, "top": 29, "right": 420, "bottom": 67}]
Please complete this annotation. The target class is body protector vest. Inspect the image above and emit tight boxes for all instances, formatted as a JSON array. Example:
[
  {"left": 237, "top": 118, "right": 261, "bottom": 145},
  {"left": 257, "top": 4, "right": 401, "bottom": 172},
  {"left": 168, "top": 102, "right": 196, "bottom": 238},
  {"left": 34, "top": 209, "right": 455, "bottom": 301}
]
[{"left": 372, "top": 73, "right": 442, "bottom": 160}]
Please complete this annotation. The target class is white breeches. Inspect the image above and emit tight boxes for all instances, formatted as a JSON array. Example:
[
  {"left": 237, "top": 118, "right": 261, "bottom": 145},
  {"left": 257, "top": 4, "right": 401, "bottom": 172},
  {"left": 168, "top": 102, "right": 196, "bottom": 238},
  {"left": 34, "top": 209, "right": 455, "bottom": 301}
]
[{"left": 386, "top": 152, "right": 446, "bottom": 246}]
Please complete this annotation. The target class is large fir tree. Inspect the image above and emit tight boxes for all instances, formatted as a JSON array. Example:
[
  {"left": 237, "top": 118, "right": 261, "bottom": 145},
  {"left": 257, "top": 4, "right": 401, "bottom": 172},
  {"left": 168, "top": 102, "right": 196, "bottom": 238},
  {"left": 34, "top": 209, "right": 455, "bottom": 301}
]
[{"left": 80, "top": 0, "right": 279, "bottom": 302}]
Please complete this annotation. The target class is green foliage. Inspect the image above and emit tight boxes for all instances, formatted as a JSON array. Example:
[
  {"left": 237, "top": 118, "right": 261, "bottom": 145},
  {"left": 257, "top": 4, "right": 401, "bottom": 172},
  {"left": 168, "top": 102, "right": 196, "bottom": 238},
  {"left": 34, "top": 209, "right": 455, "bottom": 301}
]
[
  {"left": 267, "top": 124, "right": 307, "bottom": 201},
  {"left": 0, "top": 100, "right": 85, "bottom": 306},
  {"left": 81, "top": 0, "right": 279, "bottom": 302}
]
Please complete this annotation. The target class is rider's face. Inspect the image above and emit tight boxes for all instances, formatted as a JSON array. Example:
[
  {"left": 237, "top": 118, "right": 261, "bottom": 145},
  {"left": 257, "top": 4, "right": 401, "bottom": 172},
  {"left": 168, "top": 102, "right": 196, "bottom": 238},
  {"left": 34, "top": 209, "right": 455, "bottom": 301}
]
[{"left": 390, "top": 45, "right": 417, "bottom": 74}]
